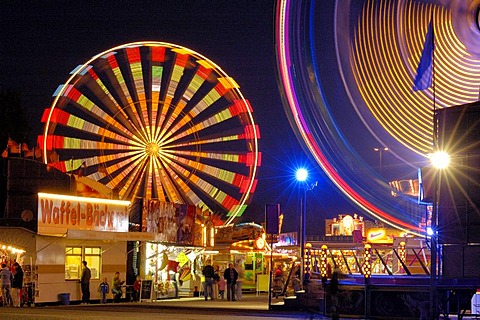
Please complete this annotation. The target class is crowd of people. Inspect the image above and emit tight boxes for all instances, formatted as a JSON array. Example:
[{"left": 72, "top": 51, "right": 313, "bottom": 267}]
[
  {"left": 0, "top": 260, "right": 304, "bottom": 306},
  {"left": 202, "top": 263, "right": 242, "bottom": 301},
  {"left": 80, "top": 261, "right": 140, "bottom": 305},
  {"left": 0, "top": 261, "right": 23, "bottom": 307}
]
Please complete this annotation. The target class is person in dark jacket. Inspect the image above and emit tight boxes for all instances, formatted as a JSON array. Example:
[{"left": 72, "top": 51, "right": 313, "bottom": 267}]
[
  {"left": 12, "top": 262, "right": 23, "bottom": 307},
  {"left": 329, "top": 269, "right": 340, "bottom": 320},
  {"left": 202, "top": 264, "right": 215, "bottom": 300},
  {"left": 80, "top": 261, "right": 91, "bottom": 304},
  {"left": 223, "top": 263, "right": 238, "bottom": 301}
]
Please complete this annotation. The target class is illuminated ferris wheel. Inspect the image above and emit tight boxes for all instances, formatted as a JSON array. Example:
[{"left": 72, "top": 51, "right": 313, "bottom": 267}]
[{"left": 39, "top": 42, "right": 261, "bottom": 223}]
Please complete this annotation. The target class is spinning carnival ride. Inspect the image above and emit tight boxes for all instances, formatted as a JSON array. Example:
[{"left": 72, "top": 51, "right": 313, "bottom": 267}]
[
  {"left": 39, "top": 42, "right": 261, "bottom": 225},
  {"left": 276, "top": 0, "right": 480, "bottom": 235}
]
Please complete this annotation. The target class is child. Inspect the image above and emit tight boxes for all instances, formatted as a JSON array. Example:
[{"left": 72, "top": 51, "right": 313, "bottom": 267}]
[
  {"left": 98, "top": 277, "right": 109, "bottom": 303},
  {"left": 217, "top": 276, "right": 226, "bottom": 300},
  {"left": 133, "top": 275, "right": 141, "bottom": 302}
]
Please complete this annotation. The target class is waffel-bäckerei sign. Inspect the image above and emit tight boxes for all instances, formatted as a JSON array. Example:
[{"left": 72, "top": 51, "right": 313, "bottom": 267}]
[{"left": 38, "top": 192, "right": 130, "bottom": 235}]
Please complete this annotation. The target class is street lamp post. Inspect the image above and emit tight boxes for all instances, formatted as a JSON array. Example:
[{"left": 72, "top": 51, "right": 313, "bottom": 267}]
[
  {"left": 296, "top": 168, "right": 308, "bottom": 284},
  {"left": 429, "top": 151, "right": 450, "bottom": 319},
  {"left": 373, "top": 147, "right": 389, "bottom": 174}
]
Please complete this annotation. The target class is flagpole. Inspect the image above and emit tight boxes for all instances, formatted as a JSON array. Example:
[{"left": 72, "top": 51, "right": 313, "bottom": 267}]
[{"left": 429, "top": 12, "right": 439, "bottom": 320}]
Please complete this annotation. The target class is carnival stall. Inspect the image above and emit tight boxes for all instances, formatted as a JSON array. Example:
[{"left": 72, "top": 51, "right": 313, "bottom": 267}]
[{"left": 141, "top": 199, "right": 212, "bottom": 299}]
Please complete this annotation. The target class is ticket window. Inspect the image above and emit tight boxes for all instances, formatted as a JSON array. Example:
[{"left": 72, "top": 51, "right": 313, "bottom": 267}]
[{"left": 65, "top": 246, "right": 101, "bottom": 280}]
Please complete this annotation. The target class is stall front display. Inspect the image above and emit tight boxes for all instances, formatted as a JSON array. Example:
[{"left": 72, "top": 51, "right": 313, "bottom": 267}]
[
  {"left": 145, "top": 242, "right": 203, "bottom": 299},
  {"left": 141, "top": 200, "right": 214, "bottom": 298},
  {"left": 213, "top": 223, "right": 269, "bottom": 292},
  {"left": 0, "top": 238, "right": 36, "bottom": 306}
]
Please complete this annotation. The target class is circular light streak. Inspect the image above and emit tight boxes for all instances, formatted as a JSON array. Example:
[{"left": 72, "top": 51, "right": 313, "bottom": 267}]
[
  {"left": 39, "top": 41, "right": 261, "bottom": 225},
  {"left": 347, "top": 1, "right": 480, "bottom": 156},
  {"left": 276, "top": 1, "right": 480, "bottom": 235}
]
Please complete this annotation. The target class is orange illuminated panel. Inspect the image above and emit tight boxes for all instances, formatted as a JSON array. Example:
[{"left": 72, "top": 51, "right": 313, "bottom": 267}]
[{"left": 37, "top": 192, "right": 130, "bottom": 236}]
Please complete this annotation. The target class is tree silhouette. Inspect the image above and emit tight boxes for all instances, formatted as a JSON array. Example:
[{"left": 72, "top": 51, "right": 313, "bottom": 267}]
[{"left": 0, "top": 89, "right": 30, "bottom": 150}]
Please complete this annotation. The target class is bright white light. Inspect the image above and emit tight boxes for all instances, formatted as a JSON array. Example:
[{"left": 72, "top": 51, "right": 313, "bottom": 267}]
[
  {"left": 430, "top": 151, "right": 450, "bottom": 169},
  {"left": 296, "top": 168, "right": 308, "bottom": 181},
  {"left": 426, "top": 227, "right": 433, "bottom": 236}
]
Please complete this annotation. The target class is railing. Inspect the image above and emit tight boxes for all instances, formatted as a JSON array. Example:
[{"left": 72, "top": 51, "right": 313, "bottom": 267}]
[{"left": 305, "top": 242, "right": 431, "bottom": 278}]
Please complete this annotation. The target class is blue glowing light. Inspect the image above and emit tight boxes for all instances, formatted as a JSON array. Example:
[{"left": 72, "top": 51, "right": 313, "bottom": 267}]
[{"left": 296, "top": 168, "right": 308, "bottom": 182}]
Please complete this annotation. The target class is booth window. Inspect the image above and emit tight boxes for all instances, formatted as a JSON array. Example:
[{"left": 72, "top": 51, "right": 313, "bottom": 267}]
[{"left": 65, "top": 246, "right": 101, "bottom": 280}]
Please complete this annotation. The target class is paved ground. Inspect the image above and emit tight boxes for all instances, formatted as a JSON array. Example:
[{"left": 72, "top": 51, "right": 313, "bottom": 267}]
[
  {"left": 0, "top": 294, "right": 331, "bottom": 320},
  {"left": 0, "top": 293, "right": 471, "bottom": 319}
]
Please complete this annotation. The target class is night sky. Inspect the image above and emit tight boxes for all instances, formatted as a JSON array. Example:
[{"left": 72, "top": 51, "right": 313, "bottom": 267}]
[{"left": 0, "top": 1, "right": 360, "bottom": 234}]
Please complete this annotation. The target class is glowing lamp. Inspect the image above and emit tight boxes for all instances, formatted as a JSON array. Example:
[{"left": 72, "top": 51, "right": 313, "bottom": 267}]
[
  {"left": 426, "top": 227, "right": 434, "bottom": 236},
  {"left": 430, "top": 151, "right": 450, "bottom": 169},
  {"left": 296, "top": 168, "right": 308, "bottom": 181}
]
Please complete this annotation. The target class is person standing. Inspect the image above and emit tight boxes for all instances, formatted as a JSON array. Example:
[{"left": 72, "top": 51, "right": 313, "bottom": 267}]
[
  {"left": 213, "top": 265, "right": 220, "bottom": 299},
  {"left": 201, "top": 263, "right": 215, "bottom": 301},
  {"left": 329, "top": 269, "right": 340, "bottom": 320},
  {"left": 98, "top": 277, "right": 109, "bottom": 304},
  {"left": 80, "top": 260, "right": 91, "bottom": 304},
  {"left": 133, "top": 275, "right": 141, "bottom": 302},
  {"left": 223, "top": 263, "right": 238, "bottom": 301},
  {"left": 12, "top": 262, "right": 23, "bottom": 307},
  {"left": 236, "top": 266, "right": 243, "bottom": 301},
  {"left": 0, "top": 263, "right": 13, "bottom": 306},
  {"left": 217, "top": 276, "right": 226, "bottom": 300}
]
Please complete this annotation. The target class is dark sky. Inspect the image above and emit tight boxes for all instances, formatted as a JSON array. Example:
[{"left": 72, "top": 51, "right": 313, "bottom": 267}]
[{"left": 0, "top": 1, "right": 359, "bottom": 234}]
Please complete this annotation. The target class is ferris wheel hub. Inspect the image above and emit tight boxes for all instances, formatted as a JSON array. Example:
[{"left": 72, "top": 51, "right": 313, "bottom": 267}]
[{"left": 145, "top": 142, "right": 160, "bottom": 157}]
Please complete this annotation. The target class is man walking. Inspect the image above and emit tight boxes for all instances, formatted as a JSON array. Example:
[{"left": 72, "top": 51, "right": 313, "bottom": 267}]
[
  {"left": 202, "top": 263, "right": 215, "bottom": 300},
  {"left": 80, "top": 261, "right": 91, "bottom": 304},
  {"left": 223, "top": 263, "right": 238, "bottom": 301}
]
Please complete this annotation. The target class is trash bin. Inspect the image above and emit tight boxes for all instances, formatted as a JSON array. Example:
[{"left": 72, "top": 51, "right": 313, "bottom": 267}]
[{"left": 58, "top": 293, "right": 70, "bottom": 305}]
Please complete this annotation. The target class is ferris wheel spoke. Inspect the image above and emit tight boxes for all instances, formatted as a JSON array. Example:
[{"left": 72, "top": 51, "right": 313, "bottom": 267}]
[
  {"left": 155, "top": 52, "right": 197, "bottom": 140},
  {"left": 155, "top": 52, "right": 190, "bottom": 139},
  {"left": 51, "top": 84, "right": 146, "bottom": 145},
  {"left": 159, "top": 82, "right": 230, "bottom": 144},
  {"left": 125, "top": 46, "right": 164, "bottom": 143},
  {"left": 166, "top": 129, "right": 255, "bottom": 149},
  {"left": 161, "top": 151, "right": 253, "bottom": 193},
  {"left": 160, "top": 160, "right": 209, "bottom": 209},
  {"left": 121, "top": 162, "right": 149, "bottom": 200},
  {"left": 101, "top": 52, "right": 150, "bottom": 142},
  {"left": 158, "top": 62, "right": 214, "bottom": 141},
  {"left": 148, "top": 157, "right": 167, "bottom": 202},
  {"left": 81, "top": 65, "right": 147, "bottom": 138},
  {"left": 168, "top": 150, "right": 259, "bottom": 166},
  {"left": 103, "top": 153, "right": 148, "bottom": 196},
  {"left": 161, "top": 99, "right": 254, "bottom": 146},
  {"left": 88, "top": 151, "right": 147, "bottom": 181},
  {"left": 161, "top": 156, "right": 239, "bottom": 212},
  {"left": 42, "top": 108, "right": 144, "bottom": 150},
  {"left": 153, "top": 157, "right": 184, "bottom": 203},
  {"left": 150, "top": 46, "right": 166, "bottom": 141},
  {"left": 49, "top": 135, "right": 143, "bottom": 157}
]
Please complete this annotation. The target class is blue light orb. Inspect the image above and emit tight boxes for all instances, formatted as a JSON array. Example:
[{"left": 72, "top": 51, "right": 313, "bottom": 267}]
[{"left": 296, "top": 168, "right": 308, "bottom": 182}]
